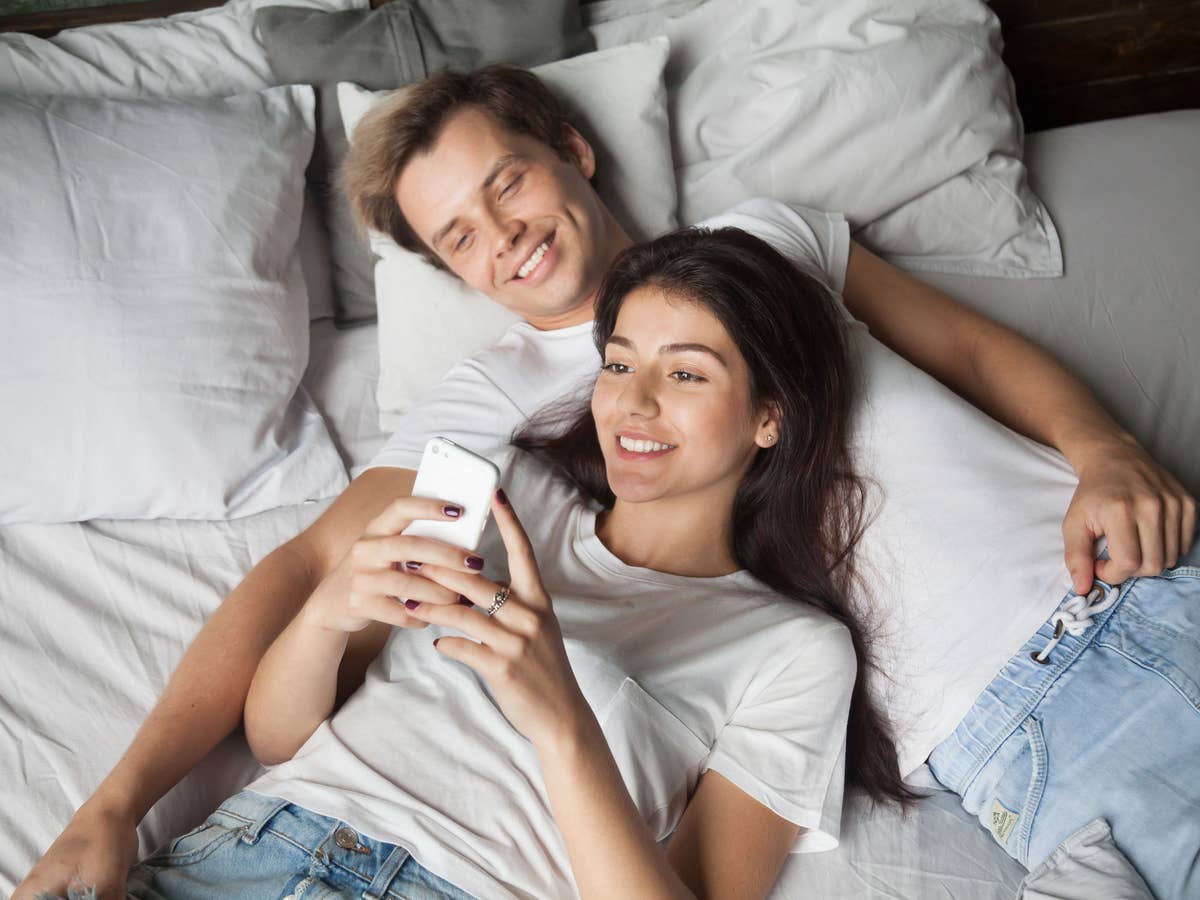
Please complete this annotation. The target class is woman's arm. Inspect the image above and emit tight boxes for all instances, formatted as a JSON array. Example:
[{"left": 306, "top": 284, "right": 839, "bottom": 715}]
[
  {"left": 537, "top": 714, "right": 696, "bottom": 899},
  {"left": 842, "top": 242, "right": 1196, "bottom": 591},
  {"left": 244, "top": 494, "right": 485, "bottom": 764},
  {"left": 666, "top": 771, "right": 801, "bottom": 898},
  {"left": 539, "top": 727, "right": 800, "bottom": 899}
]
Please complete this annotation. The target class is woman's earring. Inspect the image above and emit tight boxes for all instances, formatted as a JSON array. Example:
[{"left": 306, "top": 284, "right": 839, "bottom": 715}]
[{"left": 764, "top": 434, "right": 775, "bottom": 444}]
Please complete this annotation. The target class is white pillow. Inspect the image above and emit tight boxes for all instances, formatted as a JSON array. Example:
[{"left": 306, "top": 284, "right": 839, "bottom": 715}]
[
  {"left": 0, "top": 87, "right": 348, "bottom": 524},
  {"left": 0, "top": 0, "right": 363, "bottom": 99},
  {"left": 337, "top": 37, "right": 676, "bottom": 426},
  {"left": 0, "top": 0, "right": 366, "bottom": 321},
  {"left": 585, "top": 0, "right": 1062, "bottom": 279}
]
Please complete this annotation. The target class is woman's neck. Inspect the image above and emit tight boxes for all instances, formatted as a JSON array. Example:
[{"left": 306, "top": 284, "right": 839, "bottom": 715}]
[{"left": 595, "top": 489, "right": 740, "bottom": 578}]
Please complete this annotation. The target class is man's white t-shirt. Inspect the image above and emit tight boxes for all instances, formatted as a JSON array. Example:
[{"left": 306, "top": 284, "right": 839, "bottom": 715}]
[
  {"left": 250, "top": 447, "right": 856, "bottom": 899},
  {"left": 361, "top": 197, "right": 1080, "bottom": 773},
  {"left": 366, "top": 198, "right": 851, "bottom": 472}
]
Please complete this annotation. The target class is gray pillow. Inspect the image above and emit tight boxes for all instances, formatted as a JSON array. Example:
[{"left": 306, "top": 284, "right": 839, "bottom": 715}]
[{"left": 255, "top": 0, "right": 593, "bottom": 327}]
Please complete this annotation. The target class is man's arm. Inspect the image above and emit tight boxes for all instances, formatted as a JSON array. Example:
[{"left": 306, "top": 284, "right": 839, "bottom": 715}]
[
  {"left": 842, "top": 242, "right": 1196, "bottom": 591},
  {"left": 15, "top": 465, "right": 417, "bottom": 900}
]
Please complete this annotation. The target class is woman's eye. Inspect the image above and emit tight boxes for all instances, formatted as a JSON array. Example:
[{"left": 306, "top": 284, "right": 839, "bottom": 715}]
[
  {"left": 602, "top": 362, "right": 632, "bottom": 374},
  {"left": 671, "top": 371, "right": 706, "bottom": 383},
  {"left": 501, "top": 175, "right": 523, "bottom": 198}
]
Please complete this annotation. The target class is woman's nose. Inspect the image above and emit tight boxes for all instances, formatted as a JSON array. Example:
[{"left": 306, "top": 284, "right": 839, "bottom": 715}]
[{"left": 617, "top": 374, "right": 659, "bottom": 417}]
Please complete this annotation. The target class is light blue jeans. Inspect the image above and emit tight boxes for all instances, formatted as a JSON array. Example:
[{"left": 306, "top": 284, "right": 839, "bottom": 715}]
[
  {"left": 929, "top": 545, "right": 1200, "bottom": 900},
  {"left": 126, "top": 791, "right": 476, "bottom": 900}
]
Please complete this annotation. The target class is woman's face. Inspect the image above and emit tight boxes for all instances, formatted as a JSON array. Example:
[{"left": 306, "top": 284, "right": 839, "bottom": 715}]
[{"left": 591, "top": 286, "right": 774, "bottom": 507}]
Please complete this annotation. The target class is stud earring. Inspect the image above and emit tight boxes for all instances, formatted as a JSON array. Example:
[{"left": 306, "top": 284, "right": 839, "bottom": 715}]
[{"left": 765, "top": 434, "right": 775, "bottom": 444}]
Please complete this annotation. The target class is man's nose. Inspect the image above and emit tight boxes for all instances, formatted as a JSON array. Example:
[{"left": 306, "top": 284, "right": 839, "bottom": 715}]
[{"left": 490, "top": 209, "right": 524, "bottom": 257}]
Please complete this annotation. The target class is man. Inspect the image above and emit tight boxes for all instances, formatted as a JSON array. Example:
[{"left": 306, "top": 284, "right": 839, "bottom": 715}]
[{"left": 19, "top": 65, "right": 1194, "bottom": 898}]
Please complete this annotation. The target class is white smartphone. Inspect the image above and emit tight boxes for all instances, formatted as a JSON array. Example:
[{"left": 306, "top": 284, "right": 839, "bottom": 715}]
[{"left": 402, "top": 437, "right": 502, "bottom": 552}]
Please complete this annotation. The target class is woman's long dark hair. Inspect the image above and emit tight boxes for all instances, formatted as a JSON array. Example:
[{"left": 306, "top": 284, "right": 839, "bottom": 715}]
[{"left": 515, "top": 227, "right": 914, "bottom": 804}]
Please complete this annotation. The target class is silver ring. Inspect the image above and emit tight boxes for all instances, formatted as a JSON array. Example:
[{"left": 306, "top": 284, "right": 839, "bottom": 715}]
[{"left": 486, "top": 585, "right": 510, "bottom": 616}]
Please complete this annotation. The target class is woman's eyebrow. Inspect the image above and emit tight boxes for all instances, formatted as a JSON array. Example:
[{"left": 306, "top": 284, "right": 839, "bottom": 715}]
[{"left": 606, "top": 335, "right": 726, "bottom": 367}]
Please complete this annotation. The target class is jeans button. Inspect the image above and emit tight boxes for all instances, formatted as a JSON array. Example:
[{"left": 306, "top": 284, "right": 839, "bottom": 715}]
[{"left": 334, "top": 825, "right": 360, "bottom": 850}]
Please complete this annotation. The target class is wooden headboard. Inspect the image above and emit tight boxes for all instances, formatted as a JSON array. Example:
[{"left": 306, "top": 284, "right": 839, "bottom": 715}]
[{"left": 2, "top": 0, "right": 1197, "bottom": 133}]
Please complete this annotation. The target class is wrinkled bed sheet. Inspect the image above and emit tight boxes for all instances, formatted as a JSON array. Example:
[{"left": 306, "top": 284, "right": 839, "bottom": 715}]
[{"left": 3, "top": 112, "right": 1197, "bottom": 897}]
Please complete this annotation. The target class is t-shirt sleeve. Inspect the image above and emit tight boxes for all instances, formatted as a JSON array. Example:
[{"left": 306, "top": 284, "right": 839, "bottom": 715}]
[
  {"left": 365, "top": 354, "right": 527, "bottom": 472},
  {"left": 702, "top": 621, "right": 857, "bottom": 853},
  {"left": 700, "top": 198, "right": 851, "bottom": 294}
]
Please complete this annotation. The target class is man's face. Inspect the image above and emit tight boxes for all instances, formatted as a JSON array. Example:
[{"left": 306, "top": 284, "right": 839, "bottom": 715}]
[{"left": 395, "top": 107, "right": 621, "bottom": 329}]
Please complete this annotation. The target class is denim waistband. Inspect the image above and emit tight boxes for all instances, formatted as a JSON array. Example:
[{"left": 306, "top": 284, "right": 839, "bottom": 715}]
[
  {"left": 931, "top": 576, "right": 1134, "bottom": 796},
  {"left": 211, "top": 791, "right": 412, "bottom": 899}
]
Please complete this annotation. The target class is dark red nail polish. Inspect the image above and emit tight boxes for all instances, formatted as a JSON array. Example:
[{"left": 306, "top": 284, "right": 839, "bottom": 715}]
[
  {"left": 405, "top": 561, "right": 422, "bottom": 571},
  {"left": 466, "top": 556, "right": 484, "bottom": 570},
  {"left": 458, "top": 595, "right": 473, "bottom": 606},
  {"left": 404, "top": 599, "right": 420, "bottom": 610},
  {"left": 443, "top": 505, "right": 462, "bottom": 518},
  {"left": 496, "top": 489, "right": 509, "bottom": 506}
]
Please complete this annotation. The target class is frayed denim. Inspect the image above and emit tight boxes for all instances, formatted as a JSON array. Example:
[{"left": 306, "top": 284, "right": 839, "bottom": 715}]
[{"left": 930, "top": 545, "right": 1200, "bottom": 900}]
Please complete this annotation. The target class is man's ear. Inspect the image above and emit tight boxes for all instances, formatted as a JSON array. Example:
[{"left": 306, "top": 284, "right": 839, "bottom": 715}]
[{"left": 561, "top": 124, "right": 597, "bottom": 180}]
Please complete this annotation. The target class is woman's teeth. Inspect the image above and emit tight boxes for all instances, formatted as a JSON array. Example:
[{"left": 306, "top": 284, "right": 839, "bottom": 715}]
[
  {"left": 619, "top": 436, "right": 674, "bottom": 453},
  {"left": 517, "top": 240, "right": 550, "bottom": 279}
]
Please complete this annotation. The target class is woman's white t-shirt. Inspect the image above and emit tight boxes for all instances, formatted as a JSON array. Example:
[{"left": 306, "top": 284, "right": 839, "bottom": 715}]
[{"left": 250, "top": 448, "right": 856, "bottom": 899}]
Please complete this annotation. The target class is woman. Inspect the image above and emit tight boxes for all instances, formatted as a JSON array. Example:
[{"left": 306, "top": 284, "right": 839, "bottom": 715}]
[{"left": 122, "top": 227, "right": 905, "bottom": 900}]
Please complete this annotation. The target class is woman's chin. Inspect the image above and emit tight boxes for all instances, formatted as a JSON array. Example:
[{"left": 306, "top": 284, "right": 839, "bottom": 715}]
[{"left": 606, "top": 472, "right": 668, "bottom": 506}]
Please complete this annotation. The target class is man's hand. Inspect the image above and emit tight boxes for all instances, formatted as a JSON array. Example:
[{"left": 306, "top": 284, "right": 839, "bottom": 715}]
[
  {"left": 1062, "top": 435, "right": 1197, "bottom": 594},
  {"left": 14, "top": 798, "right": 139, "bottom": 900}
]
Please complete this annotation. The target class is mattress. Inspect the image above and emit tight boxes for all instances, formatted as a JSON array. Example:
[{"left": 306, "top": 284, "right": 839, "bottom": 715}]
[{"left": 3, "top": 109, "right": 1197, "bottom": 897}]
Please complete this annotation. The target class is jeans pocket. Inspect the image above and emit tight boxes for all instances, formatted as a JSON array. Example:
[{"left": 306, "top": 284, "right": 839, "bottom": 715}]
[
  {"left": 971, "top": 716, "right": 1049, "bottom": 865},
  {"left": 144, "top": 820, "right": 242, "bottom": 866}
]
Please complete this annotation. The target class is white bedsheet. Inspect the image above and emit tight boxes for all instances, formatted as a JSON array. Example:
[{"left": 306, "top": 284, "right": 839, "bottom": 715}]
[{"left": 4, "top": 111, "right": 1197, "bottom": 897}]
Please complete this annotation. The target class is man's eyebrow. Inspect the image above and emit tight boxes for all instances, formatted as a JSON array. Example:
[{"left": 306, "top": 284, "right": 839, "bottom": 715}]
[
  {"left": 483, "top": 153, "right": 522, "bottom": 190},
  {"left": 605, "top": 335, "right": 727, "bottom": 367},
  {"left": 431, "top": 154, "right": 523, "bottom": 250}
]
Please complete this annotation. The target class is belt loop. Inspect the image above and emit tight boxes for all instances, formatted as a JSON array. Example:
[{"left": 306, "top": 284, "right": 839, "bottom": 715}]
[
  {"left": 363, "top": 845, "right": 411, "bottom": 900},
  {"left": 242, "top": 796, "right": 291, "bottom": 844}
]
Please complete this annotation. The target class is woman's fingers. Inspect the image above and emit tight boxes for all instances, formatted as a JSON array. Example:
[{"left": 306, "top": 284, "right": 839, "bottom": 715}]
[
  {"left": 356, "top": 593, "right": 429, "bottom": 630},
  {"left": 407, "top": 596, "right": 524, "bottom": 653},
  {"left": 357, "top": 569, "right": 461, "bottom": 607},
  {"left": 432, "top": 635, "right": 494, "bottom": 672},
  {"left": 362, "top": 495, "right": 465, "bottom": 538},
  {"left": 358, "top": 532, "right": 486, "bottom": 574},
  {"left": 490, "top": 490, "right": 545, "bottom": 601},
  {"left": 416, "top": 565, "right": 497, "bottom": 604}
]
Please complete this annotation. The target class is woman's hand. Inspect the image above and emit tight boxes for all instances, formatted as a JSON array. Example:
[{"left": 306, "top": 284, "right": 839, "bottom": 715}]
[
  {"left": 303, "top": 495, "right": 487, "bottom": 634},
  {"left": 403, "top": 491, "right": 591, "bottom": 752},
  {"left": 1063, "top": 435, "right": 1197, "bottom": 593},
  {"left": 245, "top": 494, "right": 489, "bottom": 764},
  {"left": 14, "top": 797, "right": 138, "bottom": 900}
]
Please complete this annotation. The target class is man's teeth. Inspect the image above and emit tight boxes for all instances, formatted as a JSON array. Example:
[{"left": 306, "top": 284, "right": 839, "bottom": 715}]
[
  {"left": 517, "top": 241, "right": 550, "bottom": 279},
  {"left": 619, "top": 436, "right": 674, "bottom": 453}
]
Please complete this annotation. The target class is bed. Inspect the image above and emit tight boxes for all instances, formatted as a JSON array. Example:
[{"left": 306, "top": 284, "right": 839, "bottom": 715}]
[{"left": 1, "top": 0, "right": 1197, "bottom": 897}]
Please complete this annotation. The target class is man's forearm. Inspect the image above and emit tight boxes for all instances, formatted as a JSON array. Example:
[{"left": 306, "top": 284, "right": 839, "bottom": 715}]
[
  {"left": 91, "top": 541, "right": 320, "bottom": 822},
  {"left": 841, "top": 243, "right": 1130, "bottom": 470},
  {"left": 958, "top": 318, "right": 1132, "bottom": 471}
]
